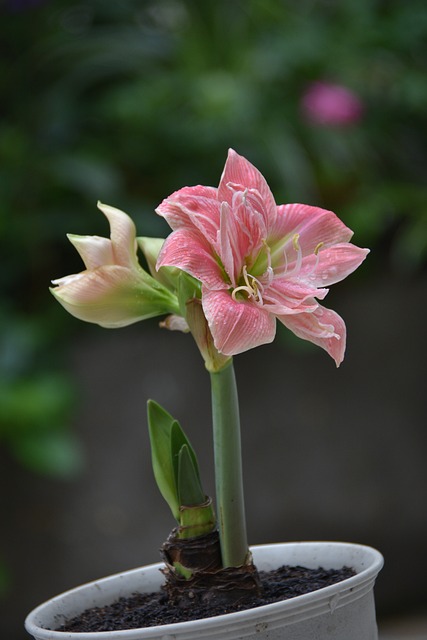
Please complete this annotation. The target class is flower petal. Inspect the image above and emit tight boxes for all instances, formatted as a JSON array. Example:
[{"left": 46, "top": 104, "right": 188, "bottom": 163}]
[
  {"left": 156, "top": 186, "right": 220, "bottom": 243},
  {"left": 97, "top": 201, "right": 138, "bottom": 268},
  {"left": 263, "top": 278, "right": 327, "bottom": 315},
  {"left": 278, "top": 305, "right": 346, "bottom": 366},
  {"left": 67, "top": 234, "right": 114, "bottom": 270},
  {"left": 218, "top": 202, "right": 240, "bottom": 286},
  {"left": 272, "top": 204, "right": 354, "bottom": 257},
  {"left": 51, "top": 266, "right": 171, "bottom": 328},
  {"left": 218, "top": 149, "right": 277, "bottom": 227},
  {"left": 298, "top": 243, "right": 370, "bottom": 287},
  {"left": 157, "top": 228, "right": 227, "bottom": 290},
  {"left": 202, "top": 288, "right": 276, "bottom": 356}
]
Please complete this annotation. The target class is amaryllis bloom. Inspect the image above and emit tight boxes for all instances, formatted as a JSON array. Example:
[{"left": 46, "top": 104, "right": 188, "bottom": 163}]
[
  {"left": 156, "top": 149, "right": 368, "bottom": 365},
  {"left": 51, "top": 202, "right": 179, "bottom": 327},
  {"left": 301, "top": 81, "right": 364, "bottom": 126}
]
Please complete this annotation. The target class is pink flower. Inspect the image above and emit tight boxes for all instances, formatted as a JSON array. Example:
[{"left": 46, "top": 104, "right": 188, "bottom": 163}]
[
  {"left": 156, "top": 150, "right": 368, "bottom": 366},
  {"left": 301, "top": 81, "right": 364, "bottom": 126}
]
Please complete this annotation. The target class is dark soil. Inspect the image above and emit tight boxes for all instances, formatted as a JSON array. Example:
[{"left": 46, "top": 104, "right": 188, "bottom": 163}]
[{"left": 58, "top": 564, "right": 355, "bottom": 632}]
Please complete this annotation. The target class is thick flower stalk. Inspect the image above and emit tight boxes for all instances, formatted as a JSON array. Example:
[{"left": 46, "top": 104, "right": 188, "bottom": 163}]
[
  {"left": 50, "top": 202, "right": 180, "bottom": 327},
  {"left": 157, "top": 149, "right": 369, "bottom": 366}
]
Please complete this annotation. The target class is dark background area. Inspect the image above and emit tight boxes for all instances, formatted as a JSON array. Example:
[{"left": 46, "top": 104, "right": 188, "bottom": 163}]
[{"left": 1, "top": 1, "right": 426, "bottom": 638}]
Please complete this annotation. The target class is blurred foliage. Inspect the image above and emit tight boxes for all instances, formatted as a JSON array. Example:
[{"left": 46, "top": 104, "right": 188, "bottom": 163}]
[
  {"left": 0, "top": 309, "right": 82, "bottom": 475},
  {"left": 1, "top": 0, "right": 427, "bottom": 474}
]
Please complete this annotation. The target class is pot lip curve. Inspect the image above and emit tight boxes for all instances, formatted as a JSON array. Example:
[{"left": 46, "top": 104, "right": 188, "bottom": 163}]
[{"left": 25, "top": 540, "right": 384, "bottom": 639}]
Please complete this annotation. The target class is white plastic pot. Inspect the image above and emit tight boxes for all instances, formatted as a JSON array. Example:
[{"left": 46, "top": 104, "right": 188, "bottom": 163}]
[{"left": 25, "top": 541, "right": 383, "bottom": 640}]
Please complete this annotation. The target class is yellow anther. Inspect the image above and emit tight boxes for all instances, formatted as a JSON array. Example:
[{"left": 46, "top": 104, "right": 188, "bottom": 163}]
[
  {"left": 292, "top": 233, "right": 300, "bottom": 252},
  {"left": 314, "top": 242, "right": 324, "bottom": 255},
  {"left": 231, "top": 265, "right": 264, "bottom": 304}
]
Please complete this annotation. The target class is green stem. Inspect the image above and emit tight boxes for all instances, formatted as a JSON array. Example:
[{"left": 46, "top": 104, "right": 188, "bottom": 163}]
[{"left": 210, "top": 360, "right": 249, "bottom": 567}]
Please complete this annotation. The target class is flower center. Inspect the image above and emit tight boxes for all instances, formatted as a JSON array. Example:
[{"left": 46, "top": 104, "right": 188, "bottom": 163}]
[{"left": 231, "top": 265, "right": 264, "bottom": 304}]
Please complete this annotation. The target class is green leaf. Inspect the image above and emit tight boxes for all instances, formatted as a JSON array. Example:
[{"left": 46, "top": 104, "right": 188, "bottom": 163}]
[
  {"left": 170, "top": 420, "right": 200, "bottom": 485},
  {"left": 147, "top": 400, "right": 209, "bottom": 525},
  {"left": 147, "top": 400, "right": 180, "bottom": 520},
  {"left": 172, "top": 561, "right": 193, "bottom": 580},
  {"left": 177, "top": 444, "right": 205, "bottom": 507}
]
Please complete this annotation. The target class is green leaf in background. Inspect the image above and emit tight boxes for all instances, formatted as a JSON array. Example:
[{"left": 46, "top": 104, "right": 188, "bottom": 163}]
[
  {"left": 10, "top": 429, "right": 83, "bottom": 478},
  {"left": 0, "top": 311, "right": 82, "bottom": 478}
]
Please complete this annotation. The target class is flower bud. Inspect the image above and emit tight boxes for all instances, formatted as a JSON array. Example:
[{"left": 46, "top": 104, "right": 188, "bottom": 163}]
[{"left": 50, "top": 203, "right": 180, "bottom": 328}]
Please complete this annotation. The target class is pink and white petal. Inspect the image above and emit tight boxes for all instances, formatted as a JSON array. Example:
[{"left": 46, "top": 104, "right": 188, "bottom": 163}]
[
  {"left": 218, "top": 202, "right": 241, "bottom": 286},
  {"left": 202, "top": 288, "right": 276, "bottom": 356},
  {"left": 297, "top": 244, "right": 370, "bottom": 287},
  {"left": 263, "top": 279, "right": 327, "bottom": 315},
  {"left": 218, "top": 149, "right": 276, "bottom": 223},
  {"left": 225, "top": 185, "right": 273, "bottom": 236},
  {"left": 51, "top": 266, "right": 139, "bottom": 304},
  {"left": 67, "top": 234, "right": 114, "bottom": 270},
  {"left": 97, "top": 202, "right": 138, "bottom": 268},
  {"left": 157, "top": 228, "right": 227, "bottom": 290},
  {"left": 52, "top": 263, "right": 183, "bottom": 328},
  {"left": 231, "top": 191, "right": 267, "bottom": 254},
  {"left": 218, "top": 200, "right": 262, "bottom": 285},
  {"left": 156, "top": 186, "right": 220, "bottom": 242},
  {"left": 278, "top": 305, "right": 346, "bottom": 366},
  {"left": 272, "top": 204, "right": 354, "bottom": 256},
  {"left": 50, "top": 266, "right": 148, "bottom": 327}
]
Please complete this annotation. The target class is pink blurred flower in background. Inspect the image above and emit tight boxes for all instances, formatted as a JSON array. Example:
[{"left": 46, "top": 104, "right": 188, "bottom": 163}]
[{"left": 301, "top": 81, "right": 364, "bottom": 126}]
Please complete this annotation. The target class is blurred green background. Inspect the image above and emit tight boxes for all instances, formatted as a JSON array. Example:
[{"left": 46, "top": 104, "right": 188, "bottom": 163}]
[{"left": 1, "top": 1, "right": 427, "bottom": 638}]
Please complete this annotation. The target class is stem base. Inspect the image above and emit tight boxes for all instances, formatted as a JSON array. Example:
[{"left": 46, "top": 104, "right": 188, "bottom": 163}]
[{"left": 161, "top": 529, "right": 261, "bottom": 607}]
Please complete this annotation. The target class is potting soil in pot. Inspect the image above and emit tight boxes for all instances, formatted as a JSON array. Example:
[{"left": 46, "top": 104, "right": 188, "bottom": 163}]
[{"left": 57, "top": 564, "right": 355, "bottom": 632}]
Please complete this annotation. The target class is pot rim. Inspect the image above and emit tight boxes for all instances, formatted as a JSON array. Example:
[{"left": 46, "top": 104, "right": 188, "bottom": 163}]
[{"left": 25, "top": 541, "right": 384, "bottom": 640}]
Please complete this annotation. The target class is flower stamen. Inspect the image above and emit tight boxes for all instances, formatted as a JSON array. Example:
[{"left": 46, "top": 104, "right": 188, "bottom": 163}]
[
  {"left": 304, "top": 242, "right": 326, "bottom": 281},
  {"left": 282, "top": 233, "right": 303, "bottom": 278},
  {"left": 231, "top": 265, "right": 264, "bottom": 304}
]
